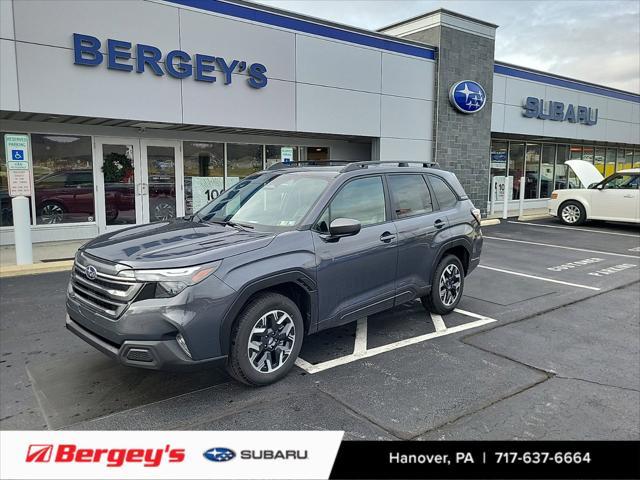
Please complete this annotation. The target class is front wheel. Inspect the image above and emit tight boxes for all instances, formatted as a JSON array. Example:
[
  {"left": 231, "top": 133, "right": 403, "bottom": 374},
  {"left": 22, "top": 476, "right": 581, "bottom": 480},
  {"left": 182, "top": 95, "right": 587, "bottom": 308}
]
[
  {"left": 559, "top": 200, "right": 586, "bottom": 225},
  {"left": 421, "top": 254, "right": 465, "bottom": 315},
  {"left": 227, "top": 292, "right": 304, "bottom": 386}
]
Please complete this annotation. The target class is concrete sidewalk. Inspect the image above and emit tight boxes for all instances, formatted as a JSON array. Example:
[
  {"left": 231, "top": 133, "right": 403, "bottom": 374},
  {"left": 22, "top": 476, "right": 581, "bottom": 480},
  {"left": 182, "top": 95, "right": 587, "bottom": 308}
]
[{"left": 0, "top": 240, "right": 83, "bottom": 277}]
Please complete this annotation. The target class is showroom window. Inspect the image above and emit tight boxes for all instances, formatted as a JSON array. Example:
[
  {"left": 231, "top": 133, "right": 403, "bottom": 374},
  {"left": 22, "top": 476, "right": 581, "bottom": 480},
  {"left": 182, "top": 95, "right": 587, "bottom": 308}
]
[
  {"left": 489, "top": 141, "right": 508, "bottom": 201},
  {"left": 634, "top": 150, "right": 640, "bottom": 168},
  {"left": 540, "top": 144, "right": 556, "bottom": 198},
  {"left": 569, "top": 145, "right": 582, "bottom": 160},
  {"left": 623, "top": 150, "right": 634, "bottom": 170},
  {"left": 616, "top": 149, "right": 626, "bottom": 172},
  {"left": 0, "top": 132, "right": 25, "bottom": 227},
  {"left": 227, "top": 143, "right": 263, "bottom": 188},
  {"left": 582, "top": 146, "right": 594, "bottom": 164},
  {"left": 508, "top": 143, "right": 525, "bottom": 199},
  {"left": 31, "top": 134, "right": 94, "bottom": 225},
  {"left": 265, "top": 145, "right": 299, "bottom": 168},
  {"left": 605, "top": 148, "right": 617, "bottom": 176},
  {"left": 524, "top": 144, "right": 541, "bottom": 199},
  {"left": 555, "top": 145, "right": 569, "bottom": 190},
  {"left": 183, "top": 141, "right": 224, "bottom": 215},
  {"left": 594, "top": 148, "right": 605, "bottom": 175}
]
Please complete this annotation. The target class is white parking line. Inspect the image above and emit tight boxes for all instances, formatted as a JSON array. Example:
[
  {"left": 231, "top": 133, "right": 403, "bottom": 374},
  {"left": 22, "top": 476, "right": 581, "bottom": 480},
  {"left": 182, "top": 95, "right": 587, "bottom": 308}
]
[
  {"left": 508, "top": 221, "right": 640, "bottom": 238},
  {"left": 478, "top": 265, "right": 601, "bottom": 291},
  {"left": 295, "top": 309, "right": 497, "bottom": 374},
  {"left": 353, "top": 317, "right": 368, "bottom": 355},
  {"left": 484, "top": 236, "right": 640, "bottom": 259},
  {"left": 430, "top": 313, "right": 447, "bottom": 332}
]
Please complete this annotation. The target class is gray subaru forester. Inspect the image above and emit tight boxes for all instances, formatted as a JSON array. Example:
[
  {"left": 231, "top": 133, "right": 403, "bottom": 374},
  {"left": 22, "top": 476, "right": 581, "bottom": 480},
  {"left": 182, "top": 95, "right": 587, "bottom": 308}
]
[{"left": 66, "top": 161, "right": 483, "bottom": 386}]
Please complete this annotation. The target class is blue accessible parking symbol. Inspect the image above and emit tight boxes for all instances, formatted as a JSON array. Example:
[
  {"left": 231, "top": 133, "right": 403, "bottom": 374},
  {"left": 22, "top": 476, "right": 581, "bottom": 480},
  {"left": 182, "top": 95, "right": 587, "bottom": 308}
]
[{"left": 11, "top": 149, "right": 25, "bottom": 161}]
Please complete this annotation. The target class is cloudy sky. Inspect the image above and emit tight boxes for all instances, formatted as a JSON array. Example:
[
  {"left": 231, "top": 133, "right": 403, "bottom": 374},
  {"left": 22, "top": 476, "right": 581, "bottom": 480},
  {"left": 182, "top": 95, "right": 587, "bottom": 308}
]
[{"left": 254, "top": 0, "right": 640, "bottom": 93}]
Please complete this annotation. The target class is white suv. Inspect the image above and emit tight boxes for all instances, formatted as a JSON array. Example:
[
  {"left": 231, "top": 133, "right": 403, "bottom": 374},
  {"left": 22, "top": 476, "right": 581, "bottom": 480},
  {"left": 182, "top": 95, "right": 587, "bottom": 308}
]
[{"left": 548, "top": 160, "right": 639, "bottom": 225}]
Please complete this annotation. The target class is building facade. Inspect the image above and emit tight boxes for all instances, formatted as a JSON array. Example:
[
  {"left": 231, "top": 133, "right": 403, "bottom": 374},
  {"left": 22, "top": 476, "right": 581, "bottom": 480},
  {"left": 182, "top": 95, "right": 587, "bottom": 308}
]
[{"left": 1, "top": 0, "right": 638, "bottom": 245}]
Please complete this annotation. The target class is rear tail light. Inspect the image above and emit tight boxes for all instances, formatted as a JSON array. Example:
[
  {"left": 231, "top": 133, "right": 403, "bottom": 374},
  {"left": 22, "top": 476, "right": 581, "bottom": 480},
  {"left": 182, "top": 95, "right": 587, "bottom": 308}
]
[{"left": 471, "top": 208, "right": 482, "bottom": 223}]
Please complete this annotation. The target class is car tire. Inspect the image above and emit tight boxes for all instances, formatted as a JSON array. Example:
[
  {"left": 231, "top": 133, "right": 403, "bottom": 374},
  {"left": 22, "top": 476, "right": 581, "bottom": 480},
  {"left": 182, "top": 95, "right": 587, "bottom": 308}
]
[
  {"left": 38, "top": 201, "right": 66, "bottom": 224},
  {"left": 227, "top": 292, "right": 304, "bottom": 386},
  {"left": 559, "top": 200, "right": 586, "bottom": 225},
  {"left": 421, "top": 254, "right": 465, "bottom": 315}
]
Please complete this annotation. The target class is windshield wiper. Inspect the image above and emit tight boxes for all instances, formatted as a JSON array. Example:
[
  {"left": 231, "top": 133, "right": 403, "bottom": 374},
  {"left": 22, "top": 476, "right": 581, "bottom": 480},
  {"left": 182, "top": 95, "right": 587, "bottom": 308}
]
[
  {"left": 205, "top": 219, "right": 254, "bottom": 230},
  {"left": 227, "top": 221, "right": 254, "bottom": 230}
]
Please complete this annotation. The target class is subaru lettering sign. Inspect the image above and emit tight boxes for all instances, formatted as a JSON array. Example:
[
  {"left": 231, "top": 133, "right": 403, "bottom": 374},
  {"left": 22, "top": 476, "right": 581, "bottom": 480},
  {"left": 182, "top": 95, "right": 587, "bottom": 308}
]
[
  {"left": 522, "top": 97, "right": 598, "bottom": 125},
  {"left": 203, "top": 447, "right": 236, "bottom": 462},
  {"left": 449, "top": 80, "right": 487, "bottom": 114},
  {"left": 73, "top": 33, "right": 268, "bottom": 89}
]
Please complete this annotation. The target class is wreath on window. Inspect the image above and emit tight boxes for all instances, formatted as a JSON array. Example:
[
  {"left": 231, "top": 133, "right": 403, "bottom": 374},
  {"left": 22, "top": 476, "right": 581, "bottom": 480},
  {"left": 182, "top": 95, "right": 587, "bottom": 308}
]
[{"left": 102, "top": 152, "right": 134, "bottom": 183}]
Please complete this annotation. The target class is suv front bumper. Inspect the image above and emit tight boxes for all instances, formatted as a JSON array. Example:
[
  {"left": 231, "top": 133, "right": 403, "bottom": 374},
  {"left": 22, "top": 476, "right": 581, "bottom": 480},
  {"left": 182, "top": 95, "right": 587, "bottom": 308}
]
[{"left": 66, "top": 315, "right": 226, "bottom": 371}]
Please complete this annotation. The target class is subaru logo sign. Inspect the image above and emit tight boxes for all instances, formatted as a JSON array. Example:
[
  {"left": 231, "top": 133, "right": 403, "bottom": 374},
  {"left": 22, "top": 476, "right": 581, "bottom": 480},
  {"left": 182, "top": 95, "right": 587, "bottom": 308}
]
[
  {"left": 85, "top": 265, "right": 98, "bottom": 281},
  {"left": 449, "top": 80, "right": 487, "bottom": 114},
  {"left": 203, "top": 448, "right": 236, "bottom": 462}
]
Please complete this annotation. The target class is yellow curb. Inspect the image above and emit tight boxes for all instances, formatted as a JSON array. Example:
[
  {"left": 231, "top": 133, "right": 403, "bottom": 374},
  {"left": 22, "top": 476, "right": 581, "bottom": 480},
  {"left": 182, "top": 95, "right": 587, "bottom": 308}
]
[
  {"left": 480, "top": 219, "right": 501, "bottom": 227},
  {"left": 0, "top": 260, "right": 74, "bottom": 278},
  {"left": 517, "top": 214, "right": 552, "bottom": 221}
]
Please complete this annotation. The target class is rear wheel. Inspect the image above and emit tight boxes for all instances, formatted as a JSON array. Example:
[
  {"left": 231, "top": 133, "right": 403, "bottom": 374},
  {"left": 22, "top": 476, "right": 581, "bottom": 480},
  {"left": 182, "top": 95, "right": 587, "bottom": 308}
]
[
  {"left": 421, "top": 254, "right": 464, "bottom": 314},
  {"left": 227, "top": 292, "right": 303, "bottom": 386},
  {"left": 559, "top": 200, "right": 586, "bottom": 225}
]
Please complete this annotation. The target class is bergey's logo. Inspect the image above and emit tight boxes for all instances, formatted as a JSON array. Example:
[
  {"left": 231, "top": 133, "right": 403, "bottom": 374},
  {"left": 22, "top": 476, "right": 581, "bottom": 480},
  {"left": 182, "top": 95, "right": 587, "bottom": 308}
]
[{"left": 26, "top": 445, "right": 53, "bottom": 463}]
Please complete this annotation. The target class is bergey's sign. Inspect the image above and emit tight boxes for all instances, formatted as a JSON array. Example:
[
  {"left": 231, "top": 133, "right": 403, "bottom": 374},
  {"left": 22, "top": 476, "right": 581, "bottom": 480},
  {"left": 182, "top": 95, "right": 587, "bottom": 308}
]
[
  {"left": 73, "top": 33, "right": 268, "bottom": 89},
  {"left": 522, "top": 97, "right": 598, "bottom": 125}
]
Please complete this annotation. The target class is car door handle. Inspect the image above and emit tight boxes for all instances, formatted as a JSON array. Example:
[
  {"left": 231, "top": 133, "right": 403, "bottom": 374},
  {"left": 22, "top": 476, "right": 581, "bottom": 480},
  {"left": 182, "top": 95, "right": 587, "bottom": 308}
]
[
  {"left": 623, "top": 194, "right": 634, "bottom": 198},
  {"left": 379, "top": 232, "right": 396, "bottom": 243},
  {"left": 434, "top": 219, "right": 445, "bottom": 229}
]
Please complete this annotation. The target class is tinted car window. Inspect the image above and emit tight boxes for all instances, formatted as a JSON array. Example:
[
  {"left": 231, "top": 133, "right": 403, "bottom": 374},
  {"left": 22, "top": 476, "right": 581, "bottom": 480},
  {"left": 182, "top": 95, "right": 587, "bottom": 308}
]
[
  {"left": 604, "top": 174, "right": 639, "bottom": 189},
  {"left": 67, "top": 172, "right": 93, "bottom": 185},
  {"left": 429, "top": 175, "right": 458, "bottom": 209},
  {"left": 318, "top": 176, "right": 386, "bottom": 231},
  {"left": 388, "top": 174, "right": 433, "bottom": 218}
]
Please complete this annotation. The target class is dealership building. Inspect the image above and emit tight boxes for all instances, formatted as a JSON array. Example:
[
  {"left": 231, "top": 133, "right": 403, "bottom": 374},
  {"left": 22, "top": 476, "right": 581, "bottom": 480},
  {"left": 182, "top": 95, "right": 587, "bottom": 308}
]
[{"left": 1, "top": 0, "right": 638, "bottom": 245}]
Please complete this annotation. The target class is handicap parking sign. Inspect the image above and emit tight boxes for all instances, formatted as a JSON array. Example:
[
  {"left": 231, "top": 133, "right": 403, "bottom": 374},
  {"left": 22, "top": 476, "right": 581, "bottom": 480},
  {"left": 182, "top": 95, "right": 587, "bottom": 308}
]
[{"left": 11, "top": 149, "right": 25, "bottom": 161}]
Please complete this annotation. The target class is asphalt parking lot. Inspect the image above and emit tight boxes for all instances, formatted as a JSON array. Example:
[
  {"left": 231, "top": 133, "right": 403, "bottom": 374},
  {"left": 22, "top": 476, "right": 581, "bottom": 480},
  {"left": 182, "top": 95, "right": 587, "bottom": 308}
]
[{"left": 1, "top": 218, "right": 638, "bottom": 440}]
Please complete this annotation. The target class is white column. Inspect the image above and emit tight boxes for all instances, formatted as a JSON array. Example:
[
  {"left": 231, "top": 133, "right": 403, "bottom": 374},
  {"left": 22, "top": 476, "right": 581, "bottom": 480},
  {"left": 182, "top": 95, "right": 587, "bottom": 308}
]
[{"left": 11, "top": 196, "right": 33, "bottom": 265}]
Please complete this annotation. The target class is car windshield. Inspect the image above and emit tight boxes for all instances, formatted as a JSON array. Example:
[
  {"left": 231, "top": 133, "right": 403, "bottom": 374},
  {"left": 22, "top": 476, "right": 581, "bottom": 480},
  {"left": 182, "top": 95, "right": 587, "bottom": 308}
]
[{"left": 193, "top": 171, "right": 335, "bottom": 231}]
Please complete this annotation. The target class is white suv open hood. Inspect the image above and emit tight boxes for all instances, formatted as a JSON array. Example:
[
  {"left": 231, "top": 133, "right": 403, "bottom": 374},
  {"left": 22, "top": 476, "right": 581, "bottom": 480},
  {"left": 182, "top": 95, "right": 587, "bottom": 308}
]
[{"left": 565, "top": 160, "right": 604, "bottom": 188}]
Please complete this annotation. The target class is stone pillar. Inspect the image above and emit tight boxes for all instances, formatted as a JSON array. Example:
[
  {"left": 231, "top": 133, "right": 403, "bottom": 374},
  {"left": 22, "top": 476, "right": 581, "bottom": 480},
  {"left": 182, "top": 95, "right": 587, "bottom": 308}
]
[{"left": 380, "top": 10, "right": 497, "bottom": 213}]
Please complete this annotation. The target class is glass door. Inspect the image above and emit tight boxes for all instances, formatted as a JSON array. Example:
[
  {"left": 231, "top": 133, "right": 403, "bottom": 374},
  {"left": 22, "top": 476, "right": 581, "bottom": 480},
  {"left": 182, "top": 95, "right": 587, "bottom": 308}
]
[
  {"left": 140, "top": 140, "right": 183, "bottom": 223},
  {"left": 94, "top": 137, "right": 143, "bottom": 232}
]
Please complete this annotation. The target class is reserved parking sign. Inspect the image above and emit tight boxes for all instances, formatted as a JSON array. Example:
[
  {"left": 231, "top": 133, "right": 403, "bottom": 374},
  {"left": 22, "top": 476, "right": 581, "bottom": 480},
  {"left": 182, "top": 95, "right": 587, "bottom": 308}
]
[{"left": 4, "top": 134, "right": 33, "bottom": 197}]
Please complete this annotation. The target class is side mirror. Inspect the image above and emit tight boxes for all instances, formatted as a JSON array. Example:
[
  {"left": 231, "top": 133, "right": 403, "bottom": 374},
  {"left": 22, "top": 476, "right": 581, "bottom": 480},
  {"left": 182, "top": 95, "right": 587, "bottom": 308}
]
[
  {"left": 596, "top": 183, "right": 604, "bottom": 190},
  {"left": 328, "top": 218, "right": 361, "bottom": 239}
]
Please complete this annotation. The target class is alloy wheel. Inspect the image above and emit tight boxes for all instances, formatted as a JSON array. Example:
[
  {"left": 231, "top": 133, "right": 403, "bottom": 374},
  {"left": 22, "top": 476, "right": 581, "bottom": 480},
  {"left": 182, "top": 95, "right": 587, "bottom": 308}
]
[
  {"left": 40, "top": 204, "right": 64, "bottom": 224},
  {"left": 247, "top": 310, "right": 296, "bottom": 373},
  {"left": 439, "top": 264, "right": 461, "bottom": 307},
  {"left": 153, "top": 202, "right": 175, "bottom": 221},
  {"left": 561, "top": 204, "right": 581, "bottom": 224}
]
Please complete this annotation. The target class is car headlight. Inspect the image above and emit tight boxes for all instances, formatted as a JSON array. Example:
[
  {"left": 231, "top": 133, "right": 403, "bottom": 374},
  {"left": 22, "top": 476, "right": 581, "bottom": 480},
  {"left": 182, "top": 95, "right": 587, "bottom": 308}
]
[{"left": 118, "top": 261, "right": 221, "bottom": 297}]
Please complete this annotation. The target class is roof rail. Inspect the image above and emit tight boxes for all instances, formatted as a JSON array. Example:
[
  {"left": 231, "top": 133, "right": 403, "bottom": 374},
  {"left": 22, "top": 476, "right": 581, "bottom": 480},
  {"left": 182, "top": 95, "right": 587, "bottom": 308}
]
[
  {"left": 267, "top": 160, "right": 440, "bottom": 172},
  {"left": 340, "top": 160, "right": 440, "bottom": 173},
  {"left": 267, "top": 161, "right": 352, "bottom": 170}
]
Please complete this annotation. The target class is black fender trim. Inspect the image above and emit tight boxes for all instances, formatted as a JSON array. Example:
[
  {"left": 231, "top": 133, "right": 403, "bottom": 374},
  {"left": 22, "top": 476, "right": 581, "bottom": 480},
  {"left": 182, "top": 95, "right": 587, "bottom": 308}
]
[
  {"left": 219, "top": 270, "right": 318, "bottom": 355},
  {"left": 432, "top": 238, "right": 473, "bottom": 276}
]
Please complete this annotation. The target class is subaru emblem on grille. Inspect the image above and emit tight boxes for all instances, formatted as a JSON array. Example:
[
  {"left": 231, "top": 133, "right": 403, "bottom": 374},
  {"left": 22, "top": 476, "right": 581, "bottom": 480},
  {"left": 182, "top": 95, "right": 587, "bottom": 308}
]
[{"left": 85, "top": 265, "right": 98, "bottom": 280}]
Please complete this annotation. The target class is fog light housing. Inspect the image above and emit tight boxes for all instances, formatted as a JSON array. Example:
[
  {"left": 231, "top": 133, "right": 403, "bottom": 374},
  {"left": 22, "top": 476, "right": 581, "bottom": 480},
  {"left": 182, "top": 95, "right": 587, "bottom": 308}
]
[{"left": 176, "top": 333, "right": 192, "bottom": 359}]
